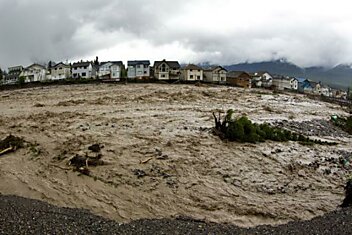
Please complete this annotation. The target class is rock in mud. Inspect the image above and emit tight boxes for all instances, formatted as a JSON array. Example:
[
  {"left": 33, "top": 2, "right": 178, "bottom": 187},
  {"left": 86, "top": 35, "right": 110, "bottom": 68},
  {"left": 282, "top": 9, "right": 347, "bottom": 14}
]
[
  {"left": 0, "top": 135, "right": 24, "bottom": 150},
  {"left": 88, "top": 144, "right": 103, "bottom": 153}
]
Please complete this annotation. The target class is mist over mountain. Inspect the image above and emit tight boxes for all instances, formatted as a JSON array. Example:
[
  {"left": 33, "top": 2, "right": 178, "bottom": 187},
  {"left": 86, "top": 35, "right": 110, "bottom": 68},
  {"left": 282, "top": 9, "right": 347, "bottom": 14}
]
[{"left": 223, "top": 60, "right": 352, "bottom": 89}]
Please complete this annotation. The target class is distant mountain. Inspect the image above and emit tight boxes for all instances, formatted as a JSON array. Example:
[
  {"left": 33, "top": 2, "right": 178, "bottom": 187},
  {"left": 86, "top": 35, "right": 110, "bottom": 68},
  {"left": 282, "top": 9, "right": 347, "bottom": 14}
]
[
  {"left": 223, "top": 60, "right": 352, "bottom": 89},
  {"left": 224, "top": 60, "right": 305, "bottom": 77}
]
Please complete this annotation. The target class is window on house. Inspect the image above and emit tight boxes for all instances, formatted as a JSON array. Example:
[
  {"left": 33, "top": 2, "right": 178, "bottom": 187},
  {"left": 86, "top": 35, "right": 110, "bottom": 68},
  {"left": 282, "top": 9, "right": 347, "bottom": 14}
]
[
  {"left": 82, "top": 72, "right": 86, "bottom": 77},
  {"left": 161, "top": 74, "right": 166, "bottom": 78},
  {"left": 144, "top": 71, "right": 147, "bottom": 74},
  {"left": 190, "top": 75, "right": 194, "bottom": 79},
  {"left": 161, "top": 64, "right": 166, "bottom": 72},
  {"left": 197, "top": 76, "right": 201, "bottom": 80},
  {"left": 190, "top": 69, "right": 193, "bottom": 72}
]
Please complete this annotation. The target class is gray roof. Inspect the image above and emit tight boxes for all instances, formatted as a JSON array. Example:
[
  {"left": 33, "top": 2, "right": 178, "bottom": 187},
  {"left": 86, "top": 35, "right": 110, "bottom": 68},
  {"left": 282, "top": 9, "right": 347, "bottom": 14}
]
[
  {"left": 183, "top": 64, "right": 202, "bottom": 70},
  {"left": 227, "top": 71, "right": 250, "bottom": 78},
  {"left": 128, "top": 60, "right": 150, "bottom": 66},
  {"left": 153, "top": 60, "right": 180, "bottom": 69},
  {"left": 72, "top": 61, "right": 91, "bottom": 68},
  {"left": 272, "top": 74, "right": 291, "bottom": 80},
  {"left": 254, "top": 71, "right": 272, "bottom": 76},
  {"left": 204, "top": 66, "right": 227, "bottom": 72},
  {"left": 52, "top": 62, "right": 70, "bottom": 68},
  {"left": 26, "top": 63, "right": 46, "bottom": 69},
  {"left": 100, "top": 61, "right": 124, "bottom": 67}
]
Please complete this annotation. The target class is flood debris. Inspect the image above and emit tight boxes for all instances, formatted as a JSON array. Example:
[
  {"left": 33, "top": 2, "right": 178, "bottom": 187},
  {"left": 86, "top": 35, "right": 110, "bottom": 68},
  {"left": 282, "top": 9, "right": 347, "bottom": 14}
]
[
  {"left": 140, "top": 157, "right": 153, "bottom": 164},
  {"left": 69, "top": 154, "right": 104, "bottom": 168},
  {"left": 68, "top": 154, "right": 105, "bottom": 176},
  {"left": 68, "top": 144, "right": 105, "bottom": 176},
  {"left": 133, "top": 169, "right": 147, "bottom": 178},
  {"left": 88, "top": 144, "right": 103, "bottom": 153},
  {"left": 0, "top": 135, "right": 24, "bottom": 156}
]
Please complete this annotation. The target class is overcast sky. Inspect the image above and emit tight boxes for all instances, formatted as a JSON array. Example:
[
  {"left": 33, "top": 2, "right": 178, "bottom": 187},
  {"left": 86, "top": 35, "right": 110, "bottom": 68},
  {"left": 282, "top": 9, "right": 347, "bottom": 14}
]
[{"left": 1, "top": 0, "right": 352, "bottom": 69}]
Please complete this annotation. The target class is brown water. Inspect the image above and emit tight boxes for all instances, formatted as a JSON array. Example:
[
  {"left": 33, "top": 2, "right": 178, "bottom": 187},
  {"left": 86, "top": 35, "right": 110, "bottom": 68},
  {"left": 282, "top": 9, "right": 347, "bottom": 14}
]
[{"left": 0, "top": 83, "right": 350, "bottom": 227}]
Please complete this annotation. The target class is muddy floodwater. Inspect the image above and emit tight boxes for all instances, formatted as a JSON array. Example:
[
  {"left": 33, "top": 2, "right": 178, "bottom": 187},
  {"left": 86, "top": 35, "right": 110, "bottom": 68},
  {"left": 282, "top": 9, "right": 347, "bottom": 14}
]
[{"left": 0, "top": 83, "right": 351, "bottom": 227}]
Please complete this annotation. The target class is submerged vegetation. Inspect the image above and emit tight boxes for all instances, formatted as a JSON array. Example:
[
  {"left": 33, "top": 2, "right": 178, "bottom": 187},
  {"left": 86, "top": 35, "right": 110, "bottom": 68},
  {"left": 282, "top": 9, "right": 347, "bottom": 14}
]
[
  {"left": 213, "top": 109, "right": 336, "bottom": 145},
  {"left": 331, "top": 115, "right": 352, "bottom": 135}
]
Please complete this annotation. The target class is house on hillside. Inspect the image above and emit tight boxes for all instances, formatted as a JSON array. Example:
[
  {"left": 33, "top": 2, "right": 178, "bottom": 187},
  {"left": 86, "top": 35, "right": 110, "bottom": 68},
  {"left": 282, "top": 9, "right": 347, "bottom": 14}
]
[
  {"left": 320, "top": 84, "right": 330, "bottom": 97},
  {"left": 227, "top": 71, "right": 251, "bottom": 88},
  {"left": 203, "top": 66, "right": 227, "bottom": 84},
  {"left": 98, "top": 61, "right": 124, "bottom": 81},
  {"left": 309, "top": 81, "right": 322, "bottom": 95},
  {"left": 296, "top": 78, "right": 313, "bottom": 93},
  {"left": 71, "top": 61, "right": 95, "bottom": 79},
  {"left": 20, "top": 64, "right": 47, "bottom": 83},
  {"left": 249, "top": 73, "right": 262, "bottom": 87},
  {"left": 250, "top": 71, "right": 273, "bottom": 88},
  {"left": 51, "top": 62, "right": 71, "bottom": 80},
  {"left": 272, "top": 75, "right": 291, "bottom": 91},
  {"left": 153, "top": 60, "right": 181, "bottom": 80},
  {"left": 127, "top": 60, "right": 150, "bottom": 79},
  {"left": 290, "top": 77, "right": 299, "bottom": 91},
  {"left": 257, "top": 71, "right": 273, "bottom": 88},
  {"left": 272, "top": 75, "right": 298, "bottom": 91},
  {"left": 4, "top": 66, "right": 23, "bottom": 84},
  {"left": 330, "top": 89, "right": 347, "bottom": 99},
  {"left": 181, "top": 64, "right": 203, "bottom": 81}
]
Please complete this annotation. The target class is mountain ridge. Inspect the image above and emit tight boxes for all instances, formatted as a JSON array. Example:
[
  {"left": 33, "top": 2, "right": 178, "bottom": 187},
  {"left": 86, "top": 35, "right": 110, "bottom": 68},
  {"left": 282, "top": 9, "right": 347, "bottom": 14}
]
[{"left": 221, "top": 60, "right": 352, "bottom": 89}]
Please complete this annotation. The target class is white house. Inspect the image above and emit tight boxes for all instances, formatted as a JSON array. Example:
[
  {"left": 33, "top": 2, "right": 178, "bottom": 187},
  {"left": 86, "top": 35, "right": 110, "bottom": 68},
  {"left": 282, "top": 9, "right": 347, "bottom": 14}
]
[
  {"left": 310, "top": 81, "right": 321, "bottom": 95},
  {"left": 4, "top": 66, "right": 23, "bottom": 84},
  {"left": 153, "top": 60, "right": 181, "bottom": 80},
  {"left": 203, "top": 66, "right": 227, "bottom": 83},
  {"left": 290, "top": 77, "right": 299, "bottom": 90},
  {"left": 272, "top": 76, "right": 298, "bottom": 91},
  {"left": 51, "top": 62, "right": 71, "bottom": 80},
  {"left": 127, "top": 60, "right": 150, "bottom": 79},
  {"left": 321, "top": 85, "right": 330, "bottom": 97},
  {"left": 20, "top": 64, "right": 47, "bottom": 83},
  {"left": 259, "top": 72, "right": 273, "bottom": 88},
  {"left": 250, "top": 73, "right": 262, "bottom": 87},
  {"left": 98, "top": 61, "right": 124, "bottom": 80},
  {"left": 71, "top": 61, "right": 95, "bottom": 79},
  {"left": 181, "top": 64, "right": 203, "bottom": 81}
]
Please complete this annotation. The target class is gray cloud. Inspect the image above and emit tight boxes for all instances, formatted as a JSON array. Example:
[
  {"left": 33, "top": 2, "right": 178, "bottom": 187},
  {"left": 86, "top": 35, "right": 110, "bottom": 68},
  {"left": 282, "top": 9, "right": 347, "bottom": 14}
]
[{"left": 0, "top": 0, "right": 352, "bottom": 69}]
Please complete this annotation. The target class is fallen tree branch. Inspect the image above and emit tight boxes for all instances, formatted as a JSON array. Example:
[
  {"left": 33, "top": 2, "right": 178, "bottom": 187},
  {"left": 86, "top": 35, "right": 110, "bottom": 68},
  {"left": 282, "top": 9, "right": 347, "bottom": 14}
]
[
  {"left": 140, "top": 157, "right": 153, "bottom": 164},
  {"left": 0, "top": 147, "right": 14, "bottom": 156}
]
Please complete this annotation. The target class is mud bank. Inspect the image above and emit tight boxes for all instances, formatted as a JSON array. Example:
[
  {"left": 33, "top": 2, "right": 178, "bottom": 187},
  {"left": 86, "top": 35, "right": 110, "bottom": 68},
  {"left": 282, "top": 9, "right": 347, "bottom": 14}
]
[{"left": 0, "top": 84, "right": 351, "bottom": 227}]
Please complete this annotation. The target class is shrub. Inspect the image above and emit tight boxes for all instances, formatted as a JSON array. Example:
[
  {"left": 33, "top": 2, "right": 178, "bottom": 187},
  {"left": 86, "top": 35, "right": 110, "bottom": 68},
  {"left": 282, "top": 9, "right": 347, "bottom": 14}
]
[
  {"left": 331, "top": 115, "right": 352, "bottom": 135},
  {"left": 213, "top": 110, "right": 336, "bottom": 145}
]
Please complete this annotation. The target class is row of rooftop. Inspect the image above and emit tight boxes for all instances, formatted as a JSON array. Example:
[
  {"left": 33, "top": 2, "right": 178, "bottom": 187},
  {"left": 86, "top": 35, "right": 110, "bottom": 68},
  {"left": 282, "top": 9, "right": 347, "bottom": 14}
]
[{"left": 0, "top": 57, "right": 348, "bottom": 99}]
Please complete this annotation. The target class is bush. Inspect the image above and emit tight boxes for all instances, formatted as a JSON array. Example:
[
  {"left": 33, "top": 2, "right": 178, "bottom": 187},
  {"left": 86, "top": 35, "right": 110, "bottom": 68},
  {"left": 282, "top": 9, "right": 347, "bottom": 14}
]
[
  {"left": 214, "top": 110, "right": 335, "bottom": 145},
  {"left": 331, "top": 115, "right": 352, "bottom": 135}
]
